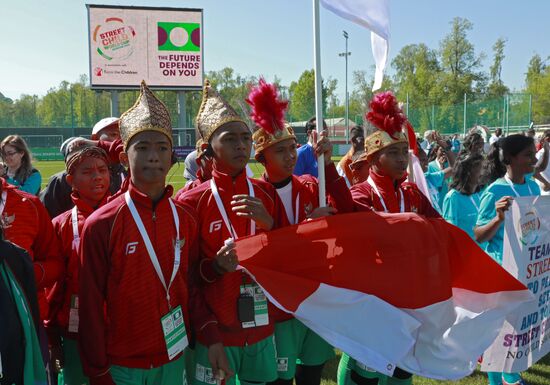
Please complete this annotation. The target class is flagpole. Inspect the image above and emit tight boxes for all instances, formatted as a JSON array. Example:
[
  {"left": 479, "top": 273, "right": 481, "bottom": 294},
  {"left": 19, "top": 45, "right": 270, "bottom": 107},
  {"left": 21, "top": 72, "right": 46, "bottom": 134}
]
[{"left": 313, "top": 0, "right": 326, "bottom": 207}]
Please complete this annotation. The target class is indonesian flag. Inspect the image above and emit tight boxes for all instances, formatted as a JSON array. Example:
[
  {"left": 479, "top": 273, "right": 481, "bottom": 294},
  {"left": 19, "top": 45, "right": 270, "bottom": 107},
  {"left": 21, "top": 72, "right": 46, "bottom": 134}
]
[{"left": 235, "top": 211, "right": 534, "bottom": 380}]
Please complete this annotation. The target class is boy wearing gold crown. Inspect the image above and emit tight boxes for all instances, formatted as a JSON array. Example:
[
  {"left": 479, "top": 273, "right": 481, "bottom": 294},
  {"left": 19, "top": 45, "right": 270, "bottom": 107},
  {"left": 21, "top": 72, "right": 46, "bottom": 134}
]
[
  {"left": 78, "top": 82, "right": 215, "bottom": 385},
  {"left": 338, "top": 91, "right": 440, "bottom": 385},
  {"left": 177, "top": 80, "right": 287, "bottom": 385},
  {"left": 245, "top": 79, "right": 353, "bottom": 385}
]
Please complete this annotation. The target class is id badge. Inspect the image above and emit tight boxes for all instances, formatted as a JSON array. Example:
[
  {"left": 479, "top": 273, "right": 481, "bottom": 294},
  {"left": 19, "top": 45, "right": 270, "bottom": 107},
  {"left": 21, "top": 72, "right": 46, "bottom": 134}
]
[
  {"left": 68, "top": 295, "right": 79, "bottom": 333},
  {"left": 161, "top": 305, "right": 188, "bottom": 360},
  {"left": 239, "top": 283, "right": 269, "bottom": 328}
]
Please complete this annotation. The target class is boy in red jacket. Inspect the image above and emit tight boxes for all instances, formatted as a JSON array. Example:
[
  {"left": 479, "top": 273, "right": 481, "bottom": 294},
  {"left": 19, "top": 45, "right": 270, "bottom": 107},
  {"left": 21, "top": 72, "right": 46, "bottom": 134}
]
[
  {"left": 178, "top": 80, "right": 286, "bottom": 385},
  {"left": 47, "top": 143, "right": 111, "bottom": 385},
  {"left": 78, "top": 81, "right": 216, "bottom": 385},
  {"left": 246, "top": 79, "right": 353, "bottom": 385},
  {"left": 340, "top": 92, "right": 440, "bottom": 385}
]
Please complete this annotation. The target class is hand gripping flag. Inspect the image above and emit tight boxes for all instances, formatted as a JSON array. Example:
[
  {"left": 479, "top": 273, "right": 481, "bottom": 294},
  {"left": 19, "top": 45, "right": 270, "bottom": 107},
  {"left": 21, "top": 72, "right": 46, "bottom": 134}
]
[{"left": 235, "top": 211, "right": 533, "bottom": 380}]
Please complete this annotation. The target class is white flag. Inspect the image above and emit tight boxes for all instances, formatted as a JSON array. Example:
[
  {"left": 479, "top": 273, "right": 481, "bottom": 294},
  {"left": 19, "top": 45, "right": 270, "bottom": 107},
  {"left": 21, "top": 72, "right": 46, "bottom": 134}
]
[{"left": 321, "top": 0, "right": 390, "bottom": 90}]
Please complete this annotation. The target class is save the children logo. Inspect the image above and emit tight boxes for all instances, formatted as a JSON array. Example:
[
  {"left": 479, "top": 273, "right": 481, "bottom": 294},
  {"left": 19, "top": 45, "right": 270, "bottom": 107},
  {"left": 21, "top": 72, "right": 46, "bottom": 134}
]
[
  {"left": 157, "top": 22, "right": 200, "bottom": 52},
  {"left": 92, "top": 17, "right": 136, "bottom": 60},
  {"left": 517, "top": 210, "right": 541, "bottom": 246}
]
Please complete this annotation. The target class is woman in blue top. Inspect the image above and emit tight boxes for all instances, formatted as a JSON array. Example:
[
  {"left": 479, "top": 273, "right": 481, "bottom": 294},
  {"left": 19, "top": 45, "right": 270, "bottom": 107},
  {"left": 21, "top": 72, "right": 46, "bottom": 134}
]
[
  {"left": 426, "top": 133, "right": 455, "bottom": 210},
  {"left": 0, "top": 135, "right": 42, "bottom": 195},
  {"left": 474, "top": 134, "right": 540, "bottom": 385},
  {"left": 442, "top": 152, "right": 484, "bottom": 240}
]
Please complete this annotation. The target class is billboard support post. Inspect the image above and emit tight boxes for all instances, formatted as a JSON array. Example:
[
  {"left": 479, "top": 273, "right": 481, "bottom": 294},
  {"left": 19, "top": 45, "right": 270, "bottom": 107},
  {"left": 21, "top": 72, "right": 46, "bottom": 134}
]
[
  {"left": 110, "top": 90, "right": 119, "bottom": 117},
  {"left": 177, "top": 91, "right": 187, "bottom": 145}
]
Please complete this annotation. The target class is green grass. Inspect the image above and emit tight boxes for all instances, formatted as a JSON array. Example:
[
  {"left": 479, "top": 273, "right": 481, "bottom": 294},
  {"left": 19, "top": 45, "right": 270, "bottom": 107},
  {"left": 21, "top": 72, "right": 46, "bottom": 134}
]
[{"left": 35, "top": 160, "right": 550, "bottom": 385}]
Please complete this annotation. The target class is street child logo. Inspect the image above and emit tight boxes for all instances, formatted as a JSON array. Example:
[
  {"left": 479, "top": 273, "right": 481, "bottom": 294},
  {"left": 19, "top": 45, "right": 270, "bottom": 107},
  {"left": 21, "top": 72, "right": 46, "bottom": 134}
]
[
  {"left": 518, "top": 210, "right": 541, "bottom": 246},
  {"left": 93, "top": 17, "right": 136, "bottom": 60},
  {"left": 158, "top": 22, "right": 200, "bottom": 52}
]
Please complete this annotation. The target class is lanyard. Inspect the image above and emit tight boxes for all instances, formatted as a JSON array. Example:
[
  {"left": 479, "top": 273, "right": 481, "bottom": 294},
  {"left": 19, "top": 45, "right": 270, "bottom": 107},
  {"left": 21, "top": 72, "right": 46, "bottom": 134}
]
[
  {"left": 210, "top": 178, "right": 256, "bottom": 239},
  {"left": 0, "top": 191, "right": 7, "bottom": 216},
  {"left": 504, "top": 175, "right": 534, "bottom": 197},
  {"left": 292, "top": 194, "right": 300, "bottom": 225},
  {"left": 125, "top": 191, "right": 180, "bottom": 307},
  {"left": 367, "top": 177, "right": 404, "bottom": 213},
  {"left": 71, "top": 206, "right": 80, "bottom": 251},
  {"left": 469, "top": 194, "right": 479, "bottom": 211}
]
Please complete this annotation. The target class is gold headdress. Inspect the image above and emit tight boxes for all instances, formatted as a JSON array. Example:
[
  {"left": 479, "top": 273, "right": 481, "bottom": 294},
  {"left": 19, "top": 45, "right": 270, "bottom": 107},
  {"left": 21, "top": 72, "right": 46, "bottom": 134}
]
[
  {"left": 246, "top": 78, "right": 295, "bottom": 159},
  {"left": 196, "top": 79, "right": 247, "bottom": 143},
  {"left": 364, "top": 91, "right": 408, "bottom": 158},
  {"left": 119, "top": 81, "right": 172, "bottom": 149}
]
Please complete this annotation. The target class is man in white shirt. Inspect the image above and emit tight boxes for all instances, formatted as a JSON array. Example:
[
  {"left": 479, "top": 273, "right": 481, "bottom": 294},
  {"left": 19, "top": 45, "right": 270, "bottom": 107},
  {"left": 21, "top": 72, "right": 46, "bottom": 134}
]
[{"left": 489, "top": 128, "right": 502, "bottom": 146}]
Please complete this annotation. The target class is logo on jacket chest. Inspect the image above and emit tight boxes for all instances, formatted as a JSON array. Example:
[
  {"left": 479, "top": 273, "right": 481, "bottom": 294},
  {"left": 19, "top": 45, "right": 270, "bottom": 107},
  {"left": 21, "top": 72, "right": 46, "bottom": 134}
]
[
  {"left": 303, "top": 202, "right": 313, "bottom": 217},
  {"left": 209, "top": 219, "right": 223, "bottom": 233},
  {"left": 125, "top": 242, "right": 138, "bottom": 255}
]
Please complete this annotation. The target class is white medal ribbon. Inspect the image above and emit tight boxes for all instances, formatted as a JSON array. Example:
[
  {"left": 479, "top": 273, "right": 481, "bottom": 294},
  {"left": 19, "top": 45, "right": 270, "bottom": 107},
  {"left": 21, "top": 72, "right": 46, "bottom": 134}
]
[
  {"left": 292, "top": 194, "right": 300, "bottom": 225},
  {"left": 367, "top": 177, "right": 404, "bottom": 213},
  {"left": 125, "top": 191, "right": 180, "bottom": 307},
  {"left": 0, "top": 191, "right": 7, "bottom": 217},
  {"left": 210, "top": 178, "right": 256, "bottom": 239},
  {"left": 504, "top": 174, "right": 534, "bottom": 197},
  {"left": 71, "top": 206, "right": 80, "bottom": 252}
]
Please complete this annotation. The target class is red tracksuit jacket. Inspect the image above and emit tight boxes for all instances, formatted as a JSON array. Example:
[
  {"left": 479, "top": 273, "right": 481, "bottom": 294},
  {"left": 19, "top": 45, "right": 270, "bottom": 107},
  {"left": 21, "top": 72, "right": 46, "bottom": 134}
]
[
  {"left": 0, "top": 178, "right": 63, "bottom": 319},
  {"left": 47, "top": 193, "right": 107, "bottom": 339},
  {"left": 78, "top": 182, "right": 199, "bottom": 377},
  {"left": 178, "top": 168, "right": 287, "bottom": 347},
  {"left": 350, "top": 169, "right": 441, "bottom": 218}
]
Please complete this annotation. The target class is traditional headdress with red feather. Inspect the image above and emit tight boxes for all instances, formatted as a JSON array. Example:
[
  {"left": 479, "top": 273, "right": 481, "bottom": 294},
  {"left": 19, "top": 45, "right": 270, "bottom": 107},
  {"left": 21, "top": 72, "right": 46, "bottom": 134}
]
[
  {"left": 246, "top": 78, "right": 296, "bottom": 158},
  {"left": 364, "top": 91, "right": 409, "bottom": 158}
]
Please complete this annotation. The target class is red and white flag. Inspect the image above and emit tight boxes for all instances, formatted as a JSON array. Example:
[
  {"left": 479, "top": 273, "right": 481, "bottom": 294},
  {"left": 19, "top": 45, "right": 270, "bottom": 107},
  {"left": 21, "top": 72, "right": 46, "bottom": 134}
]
[{"left": 235, "top": 211, "right": 533, "bottom": 380}]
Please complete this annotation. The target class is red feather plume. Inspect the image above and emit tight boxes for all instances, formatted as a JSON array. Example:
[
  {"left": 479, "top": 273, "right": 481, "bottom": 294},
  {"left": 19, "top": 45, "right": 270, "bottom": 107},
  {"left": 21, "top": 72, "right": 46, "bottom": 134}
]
[
  {"left": 366, "top": 91, "right": 407, "bottom": 139},
  {"left": 246, "top": 78, "right": 288, "bottom": 135}
]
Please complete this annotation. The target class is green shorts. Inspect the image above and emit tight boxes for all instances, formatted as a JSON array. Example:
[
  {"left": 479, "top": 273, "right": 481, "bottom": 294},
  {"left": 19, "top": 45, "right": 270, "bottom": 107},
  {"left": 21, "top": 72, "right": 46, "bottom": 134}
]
[
  {"left": 337, "top": 353, "right": 386, "bottom": 385},
  {"left": 193, "top": 336, "right": 277, "bottom": 385},
  {"left": 110, "top": 351, "right": 187, "bottom": 385},
  {"left": 58, "top": 338, "right": 89, "bottom": 385},
  {"left": 274, "top": 319, "right": 335, "bottom": 379}
]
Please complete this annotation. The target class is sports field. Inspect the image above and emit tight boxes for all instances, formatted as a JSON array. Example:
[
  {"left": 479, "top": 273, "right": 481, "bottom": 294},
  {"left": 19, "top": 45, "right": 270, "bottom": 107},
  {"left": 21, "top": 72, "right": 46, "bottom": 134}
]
[{"left": 34, "top": 160, "right": 550, "bottom": 385}]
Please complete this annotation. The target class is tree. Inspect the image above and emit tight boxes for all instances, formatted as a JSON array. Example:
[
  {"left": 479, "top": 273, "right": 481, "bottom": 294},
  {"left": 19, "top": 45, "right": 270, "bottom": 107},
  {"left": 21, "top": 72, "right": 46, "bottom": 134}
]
[
  {"left": 288, "top": 70, "right": 333, "bottom": 122},
  {"left": 391, "top": 44, "right": 441, "bottom": 131},
  {"left": 438, "top": 17, "right": 487, "bottom": 130},
  {"left": 439, "top": 17, "right": 486, "bottom": 104},
  {"left": 525, "top": 54, "right": 550, "bottom": 123},
  {"left": 487, "top": 38, "right": 509, "bottom": 98}
]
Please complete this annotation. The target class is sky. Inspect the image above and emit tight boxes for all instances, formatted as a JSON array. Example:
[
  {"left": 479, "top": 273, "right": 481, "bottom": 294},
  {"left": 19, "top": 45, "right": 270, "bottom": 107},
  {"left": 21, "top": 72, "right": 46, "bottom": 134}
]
[{"left": 1, "top": 0, "right": 549, "bottom": 102}]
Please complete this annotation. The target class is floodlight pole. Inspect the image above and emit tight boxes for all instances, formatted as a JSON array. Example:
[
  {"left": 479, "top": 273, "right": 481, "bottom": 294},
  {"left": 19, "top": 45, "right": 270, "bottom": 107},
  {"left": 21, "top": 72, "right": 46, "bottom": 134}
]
[{"left": 339, "top": 31, "right": 351, "bottom": 144}]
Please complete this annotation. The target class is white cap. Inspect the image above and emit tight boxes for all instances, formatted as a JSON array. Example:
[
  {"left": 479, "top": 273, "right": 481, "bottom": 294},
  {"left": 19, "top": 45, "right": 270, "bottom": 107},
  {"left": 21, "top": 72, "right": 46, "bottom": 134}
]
[{"left": 92, "top": 117, "right": 119, "bottom": 136}]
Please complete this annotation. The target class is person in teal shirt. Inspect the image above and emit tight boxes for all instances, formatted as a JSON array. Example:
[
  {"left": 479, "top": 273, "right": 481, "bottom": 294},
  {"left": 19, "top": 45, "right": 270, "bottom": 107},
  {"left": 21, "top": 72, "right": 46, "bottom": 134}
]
[
  {"left": 426, "top": 133, "right": 455, "bottom": 210},
  {"left": 474, "top": 134, "right": 540, "bottom": 385},
  {"left": 442, "top": 152, "right": 484, "bottom": 240},
  {"left": 0, "top": 135, "right": 42, "bottom": 195}
]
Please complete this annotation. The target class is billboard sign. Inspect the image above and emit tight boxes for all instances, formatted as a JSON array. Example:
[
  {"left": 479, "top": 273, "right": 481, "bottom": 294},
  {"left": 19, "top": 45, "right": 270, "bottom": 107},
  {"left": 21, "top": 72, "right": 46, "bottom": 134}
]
[{"left": 87, "top": 4, "right": 203, "bottom": 90}]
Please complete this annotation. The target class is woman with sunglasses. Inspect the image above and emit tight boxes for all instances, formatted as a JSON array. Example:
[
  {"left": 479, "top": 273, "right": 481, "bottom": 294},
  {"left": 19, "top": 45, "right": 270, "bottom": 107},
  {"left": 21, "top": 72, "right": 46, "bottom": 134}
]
[{"left": 0, "top": 135, "right": 42, "bottom": 195}]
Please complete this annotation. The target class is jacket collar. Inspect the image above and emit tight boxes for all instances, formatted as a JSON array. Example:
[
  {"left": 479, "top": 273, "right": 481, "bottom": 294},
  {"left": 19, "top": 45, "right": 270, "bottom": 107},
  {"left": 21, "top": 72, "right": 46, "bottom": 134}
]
[
  {"left": 71, "top": 192, "right": 109, "bottom": 217},
  {"left": 211, "top": 167, "right": 249, "bottom": 193},
  {"left": 127, "top": 181, "right": 173, "bottom": 210}
]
